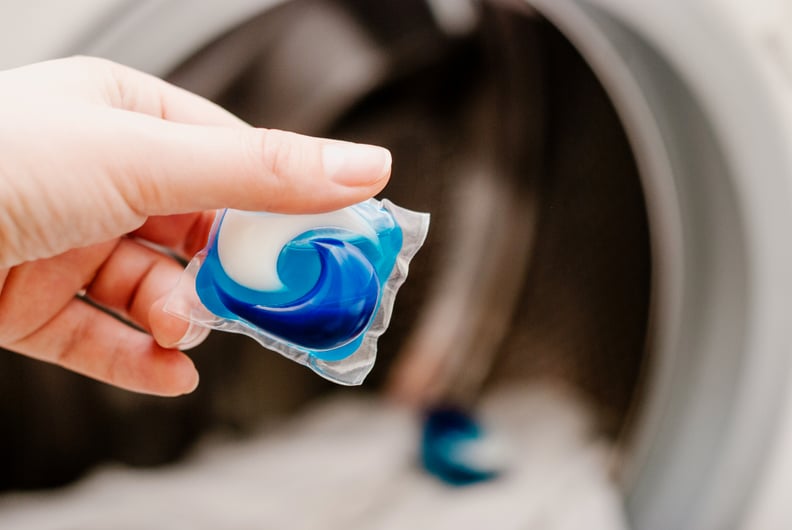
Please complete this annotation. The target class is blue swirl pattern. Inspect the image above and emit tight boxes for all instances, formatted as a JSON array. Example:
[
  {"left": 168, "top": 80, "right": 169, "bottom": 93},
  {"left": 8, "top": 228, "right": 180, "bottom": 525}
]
[{"left": 195, "top": 206, "right": 404, "bottom": 361}]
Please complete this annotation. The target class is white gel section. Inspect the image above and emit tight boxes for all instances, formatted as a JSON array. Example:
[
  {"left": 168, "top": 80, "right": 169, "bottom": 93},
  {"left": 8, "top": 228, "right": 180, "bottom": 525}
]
[
  {"left": 453, "top": 436, "right": 510, "bottom": 472},
  {"left": 216, "top": 209, "right": 377, "bottom": 291}
]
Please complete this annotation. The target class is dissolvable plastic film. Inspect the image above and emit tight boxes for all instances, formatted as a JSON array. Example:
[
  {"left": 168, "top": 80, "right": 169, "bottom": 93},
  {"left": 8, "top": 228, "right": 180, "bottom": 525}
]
[{"left": 165, "top": 199, "right": 429, "bottom": 385}]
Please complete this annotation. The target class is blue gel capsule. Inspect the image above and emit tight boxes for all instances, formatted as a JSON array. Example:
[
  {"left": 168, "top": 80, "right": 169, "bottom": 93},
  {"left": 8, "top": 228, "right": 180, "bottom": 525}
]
[
  {"left": 194, "top": 204, "right": 404, "bottom": 361},
  {"left": 420, "top": 407, "right": 505, "bottom": 486}
]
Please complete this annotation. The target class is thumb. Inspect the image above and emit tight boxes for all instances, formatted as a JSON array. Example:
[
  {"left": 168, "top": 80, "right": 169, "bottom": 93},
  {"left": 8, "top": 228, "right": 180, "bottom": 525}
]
[{"left": 114, "top": 112, "right": 392, "bottom": 216}]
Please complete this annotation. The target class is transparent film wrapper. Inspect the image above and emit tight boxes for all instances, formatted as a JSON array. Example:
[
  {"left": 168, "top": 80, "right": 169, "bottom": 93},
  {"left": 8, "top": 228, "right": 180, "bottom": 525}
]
[{"left": 165, "top": 199, "right": 429, "bottom": 385}]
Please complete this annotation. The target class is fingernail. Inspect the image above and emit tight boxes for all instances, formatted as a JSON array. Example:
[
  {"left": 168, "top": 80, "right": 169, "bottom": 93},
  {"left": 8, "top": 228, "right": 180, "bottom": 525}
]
[
  {"left": 175, "top": 322, "right": 211, "bottom": 351},
  {"left": 322, "top": 143, "right": 391, "bottom": 186}
]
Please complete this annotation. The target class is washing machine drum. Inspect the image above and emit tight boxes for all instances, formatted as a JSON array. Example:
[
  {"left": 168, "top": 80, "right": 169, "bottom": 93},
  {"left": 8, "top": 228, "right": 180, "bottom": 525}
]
[
  {"left": 158, "top": 6, "right": 792, "bottom": 530},
  {"left": 3, "top": 1, "right": 791, "bottom": 529}
]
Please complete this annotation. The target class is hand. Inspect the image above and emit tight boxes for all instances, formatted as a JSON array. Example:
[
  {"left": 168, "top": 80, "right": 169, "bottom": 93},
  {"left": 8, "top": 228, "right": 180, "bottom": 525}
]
[{"left": 0, "top": 57, "right": 391, "bottom": 396}]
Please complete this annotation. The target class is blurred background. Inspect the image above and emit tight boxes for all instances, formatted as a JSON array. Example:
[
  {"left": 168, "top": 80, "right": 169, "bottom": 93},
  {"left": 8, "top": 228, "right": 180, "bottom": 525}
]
[{"left": 0, "top": 0, "right": 791, "bottom": 528}]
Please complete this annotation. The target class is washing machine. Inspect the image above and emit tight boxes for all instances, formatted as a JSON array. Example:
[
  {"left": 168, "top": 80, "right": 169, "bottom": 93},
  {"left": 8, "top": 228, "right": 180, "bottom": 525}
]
[{"left": 0, "top": 1, "right": 791, "bottom": 529}]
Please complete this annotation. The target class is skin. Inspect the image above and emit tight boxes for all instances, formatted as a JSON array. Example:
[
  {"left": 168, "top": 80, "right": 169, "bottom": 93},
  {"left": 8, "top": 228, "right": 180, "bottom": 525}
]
[{"left": 0, "top": 57, "right": 391, "bottom": 397}]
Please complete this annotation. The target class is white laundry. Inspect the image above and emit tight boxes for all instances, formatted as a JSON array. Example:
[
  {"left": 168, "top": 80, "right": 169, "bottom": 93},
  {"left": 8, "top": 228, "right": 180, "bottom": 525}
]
[{"left": 0, "top": 383, "right": 627, "bottom": 530}]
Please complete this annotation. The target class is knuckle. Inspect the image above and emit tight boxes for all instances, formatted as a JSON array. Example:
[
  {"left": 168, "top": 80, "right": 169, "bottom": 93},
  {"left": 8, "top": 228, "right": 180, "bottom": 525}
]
[
  {"left": 66, "top": 55, "right": 109, "bottom": 68},
  {"left": 67, "top": 55, "right": 128, "bottom": 107},
  {"left": 54, "top": 313, "right": 84, "bottom": 366},
  {"left": 102, "top": 339, "right": 126, "bottom": 388},
  {"left": 258, "top": 129, "right": 297, "bottom": 183},
  {"left": 65, "top": 55, "right": 118, "bottom": 82}
]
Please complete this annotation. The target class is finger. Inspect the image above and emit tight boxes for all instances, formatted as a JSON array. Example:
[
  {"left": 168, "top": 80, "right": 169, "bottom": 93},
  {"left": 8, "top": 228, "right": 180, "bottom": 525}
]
[
  {"left": 103, "top": 60, "right": 393, "bottom": 213},
  {"left": 130, "top": 212, "right": 216, "bottom": 259},
  {"left": 3, "top": 57, "right": 244, "bottom": 129},
  {"left": 111, "top": 112, "right": 391, "bottom": 216},
  {"left": 148, "top": 295, "right": 210, "bottom": 351},
  {"left": 85, "top": 238, "right": 209, "bottom": 350},
  {"left": 0, "top": 241, "right": 118, "bottom": 343},
  {"left": 6, "top": 298, "right": 198, "bottom": 396},
  {"left": 97, "top": 57, "right": 247, "bottom": 127}
]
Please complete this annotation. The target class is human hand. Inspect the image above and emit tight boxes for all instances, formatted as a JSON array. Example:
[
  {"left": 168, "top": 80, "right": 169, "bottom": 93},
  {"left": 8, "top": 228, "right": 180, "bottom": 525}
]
[{"left": 0, "top": 57, "right": 391, "bottom": 396}]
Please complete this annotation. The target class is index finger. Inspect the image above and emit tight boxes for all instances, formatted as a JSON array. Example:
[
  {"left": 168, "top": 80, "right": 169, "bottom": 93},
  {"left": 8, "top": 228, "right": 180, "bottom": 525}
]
[
  {"left": 131, "top": 212, "right": 216, "bottom": 259},
  {"left": 94, "top": 57, "right": 247, "bottom": 127}
]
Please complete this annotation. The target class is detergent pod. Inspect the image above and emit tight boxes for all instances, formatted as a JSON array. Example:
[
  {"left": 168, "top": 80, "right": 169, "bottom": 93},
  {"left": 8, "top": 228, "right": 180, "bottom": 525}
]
[{"left": 165, "top": 198, "right": 429, "bottom": 385}]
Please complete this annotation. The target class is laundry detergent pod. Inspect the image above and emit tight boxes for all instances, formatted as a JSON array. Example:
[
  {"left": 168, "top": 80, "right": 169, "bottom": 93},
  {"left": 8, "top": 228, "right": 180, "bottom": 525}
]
[{"left": 165, "top": 199, "right": 429, "bottom": 385}]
